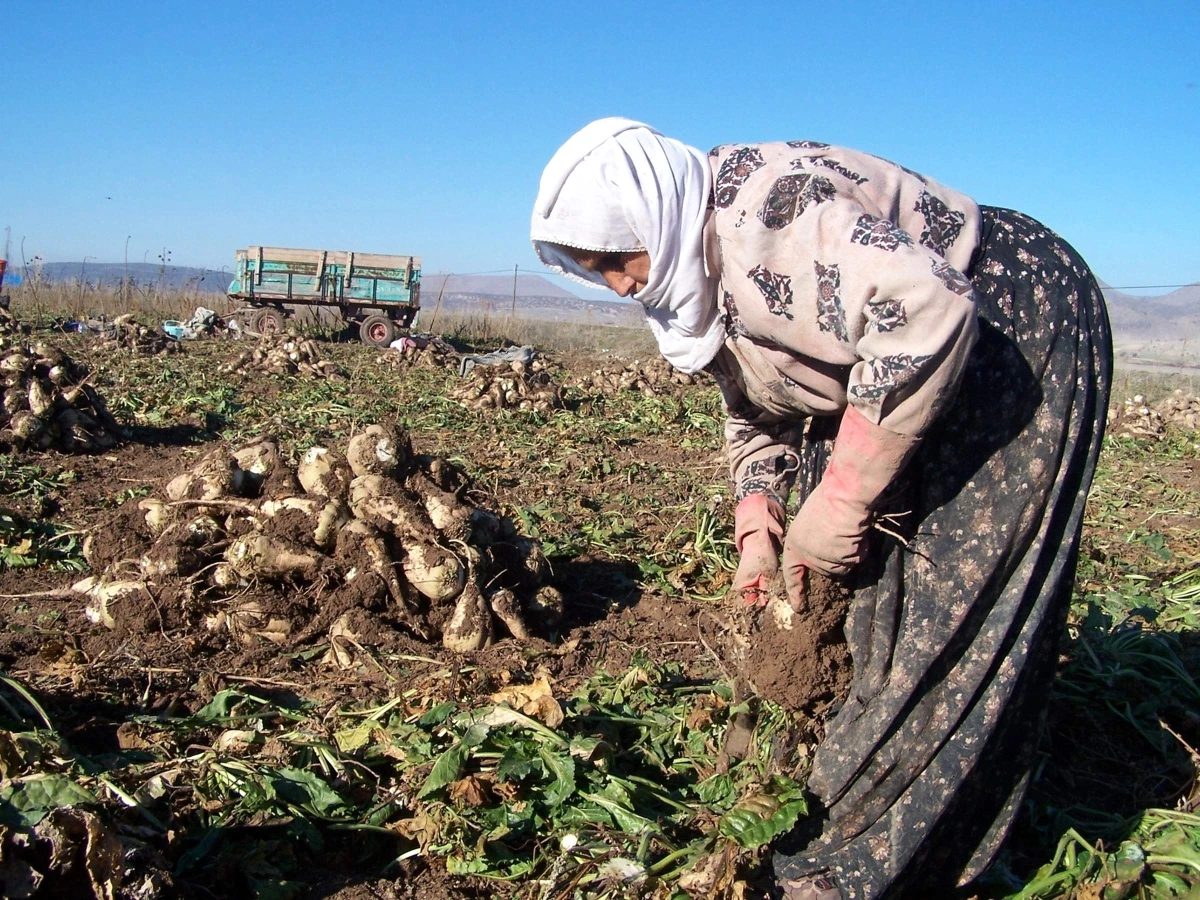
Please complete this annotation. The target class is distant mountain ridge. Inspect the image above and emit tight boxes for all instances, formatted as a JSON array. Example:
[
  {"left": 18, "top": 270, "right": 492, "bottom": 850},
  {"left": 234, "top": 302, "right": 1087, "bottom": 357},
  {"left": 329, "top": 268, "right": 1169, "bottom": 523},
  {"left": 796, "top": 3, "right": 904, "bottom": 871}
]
[
  {"left": 421, "top": 273, "right": 583, "bottom": 301},
  {"left": 1097, "top": 281, "right": 1200, "bottom": 364},
  {"left": 29, "top": 262, "right": 233, "bottom": 293}
]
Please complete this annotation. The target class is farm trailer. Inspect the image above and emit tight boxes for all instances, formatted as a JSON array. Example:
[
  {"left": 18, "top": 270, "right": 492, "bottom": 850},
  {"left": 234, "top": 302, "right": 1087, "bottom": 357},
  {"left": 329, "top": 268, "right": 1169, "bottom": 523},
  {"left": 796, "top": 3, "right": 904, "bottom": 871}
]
[{"left": 227, "top": 247, "right": 421, "bottom": 347}]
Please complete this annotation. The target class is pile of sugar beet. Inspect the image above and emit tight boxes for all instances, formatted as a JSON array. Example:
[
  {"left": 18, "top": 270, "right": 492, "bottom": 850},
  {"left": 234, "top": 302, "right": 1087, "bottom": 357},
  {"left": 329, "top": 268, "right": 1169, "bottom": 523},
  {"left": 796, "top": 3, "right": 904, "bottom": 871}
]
[
  {"left": 78, "top": 424, "right": 563, "bottom": 657},
  {"left": 0, "top": 338, "right": 128, "bottom": 452}
]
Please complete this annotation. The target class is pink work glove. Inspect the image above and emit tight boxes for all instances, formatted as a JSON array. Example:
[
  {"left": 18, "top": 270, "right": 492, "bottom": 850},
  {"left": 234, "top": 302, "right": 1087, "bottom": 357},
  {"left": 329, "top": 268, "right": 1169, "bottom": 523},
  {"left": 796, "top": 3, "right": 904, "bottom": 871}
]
[
  {"left": 732, "top": 493, "right": 785, "bottom": 606},
  {"left": 783, "top": 407, "right": 918, "bottom": 601}
]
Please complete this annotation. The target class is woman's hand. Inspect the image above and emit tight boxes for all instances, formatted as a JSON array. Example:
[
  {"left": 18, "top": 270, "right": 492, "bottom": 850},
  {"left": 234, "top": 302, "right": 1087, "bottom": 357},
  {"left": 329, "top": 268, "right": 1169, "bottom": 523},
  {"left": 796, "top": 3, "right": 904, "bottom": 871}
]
[
  {"left": 782, "top": 408, "right": 918, "bottom": 601},
  {"left": 782, "top": 478, "right": 870, "bottom": 577},
  {"left": 731, "top": 494, "right": 785, "bottom": 606}
]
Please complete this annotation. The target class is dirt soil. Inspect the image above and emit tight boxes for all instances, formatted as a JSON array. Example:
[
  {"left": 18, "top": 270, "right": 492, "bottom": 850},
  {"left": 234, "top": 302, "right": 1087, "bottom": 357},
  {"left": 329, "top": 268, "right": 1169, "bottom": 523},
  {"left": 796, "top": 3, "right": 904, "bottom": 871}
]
[
  {"left": 741, "top": 573, "right": 852, "bottom": 720},
  {"left": 697, "top": 572, "right": 853, "bottom": 730}
]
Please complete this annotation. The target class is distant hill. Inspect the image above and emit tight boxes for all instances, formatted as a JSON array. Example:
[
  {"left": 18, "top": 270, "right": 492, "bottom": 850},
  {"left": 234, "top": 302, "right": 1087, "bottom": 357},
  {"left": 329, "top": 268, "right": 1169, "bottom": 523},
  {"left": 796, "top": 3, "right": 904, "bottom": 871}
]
[
  {"left": 420, "top": 273, "right": 582, "bottom": 301},
  {"left": 416, "top": 273, "right": 642, "bottom": 327},
  {"left": 30, "top": 262, "right": 232, "bottom": 293},
  {"left": 1098, "top": 282, "right": 1200, "bottom": 365}
]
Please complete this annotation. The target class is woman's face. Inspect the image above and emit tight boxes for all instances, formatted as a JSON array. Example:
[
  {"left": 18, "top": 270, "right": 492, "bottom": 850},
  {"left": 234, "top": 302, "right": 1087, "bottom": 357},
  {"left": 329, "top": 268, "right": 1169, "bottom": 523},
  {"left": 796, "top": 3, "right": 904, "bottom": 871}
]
[{"left": 575, "top": 250, "right": 651, "bottom": 298}]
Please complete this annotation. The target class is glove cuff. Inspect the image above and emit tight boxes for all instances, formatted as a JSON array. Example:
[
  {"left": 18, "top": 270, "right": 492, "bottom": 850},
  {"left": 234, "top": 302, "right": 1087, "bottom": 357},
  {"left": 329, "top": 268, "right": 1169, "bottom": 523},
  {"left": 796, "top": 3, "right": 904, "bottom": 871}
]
[{"left": 828, "top": 406, "right": 920, "bottom": 502}]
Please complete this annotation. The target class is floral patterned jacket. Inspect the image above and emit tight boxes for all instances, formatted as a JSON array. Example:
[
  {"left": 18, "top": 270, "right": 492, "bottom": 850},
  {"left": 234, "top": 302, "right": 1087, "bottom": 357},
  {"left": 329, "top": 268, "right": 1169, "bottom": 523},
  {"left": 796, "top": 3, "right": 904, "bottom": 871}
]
[{"left": 704, "top": 141, "right": 982, "bottom": 503}]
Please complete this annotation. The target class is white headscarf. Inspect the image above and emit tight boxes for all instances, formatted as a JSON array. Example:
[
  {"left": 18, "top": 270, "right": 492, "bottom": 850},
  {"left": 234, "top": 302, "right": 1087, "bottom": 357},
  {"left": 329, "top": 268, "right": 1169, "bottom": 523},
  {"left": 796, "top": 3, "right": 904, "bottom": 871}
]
[{"left": 530, "top": 118, "right": 724, "bottom": 374}]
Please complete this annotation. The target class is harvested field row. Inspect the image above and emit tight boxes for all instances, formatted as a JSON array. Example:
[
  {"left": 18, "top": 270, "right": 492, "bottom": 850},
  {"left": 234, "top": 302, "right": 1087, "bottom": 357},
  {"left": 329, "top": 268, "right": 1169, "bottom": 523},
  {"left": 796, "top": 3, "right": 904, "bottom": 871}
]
[{"left": 0, "top": 314, "right": 1196, "bottom": 900}]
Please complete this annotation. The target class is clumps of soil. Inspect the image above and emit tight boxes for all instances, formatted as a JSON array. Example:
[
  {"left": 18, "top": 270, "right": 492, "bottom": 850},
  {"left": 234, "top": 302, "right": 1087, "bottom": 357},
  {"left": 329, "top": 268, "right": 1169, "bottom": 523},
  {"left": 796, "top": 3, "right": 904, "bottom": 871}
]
[
  {"left": 78, "top": 426, "right": 561, "bottom": 660},
  {"left": 708, "top": 572, "right": 852, "bottom": 723},
  {"left": 0, "top": 340, "right": 129, "bottom": 452},
  {"left": 219, "top": 333, "right": 346, "bottom": 379},
  {"left": 383, "top": 333, "right": 459, "bottom": 369},
  {"left": 449, "top": 359, "right": 564, "bottom": 413},
  {"left": 0, "top": 305, "right": 28, "bottom": 337},
  {"left": 569, "top": 357, "right": 710, "bottom": 397},
  {"left": 99, "top": 313, "right": 182, "bottom": 356},
  {"left": 743, "top": 573, "right": 852, "bottom": 718},
  {"left": 1109, "top": 390, "right": 1200, "bottom": 437}
]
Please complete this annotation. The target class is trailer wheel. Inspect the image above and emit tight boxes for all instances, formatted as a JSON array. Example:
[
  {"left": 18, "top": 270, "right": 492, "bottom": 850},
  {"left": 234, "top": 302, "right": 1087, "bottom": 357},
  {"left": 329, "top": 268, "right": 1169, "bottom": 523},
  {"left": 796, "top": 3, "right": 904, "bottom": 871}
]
[
  {"left": 251, "top": 308, "right": 286, "bottom": 336},
  {"left": 358, "top": 314, "right": 396, "bottom": 348}
]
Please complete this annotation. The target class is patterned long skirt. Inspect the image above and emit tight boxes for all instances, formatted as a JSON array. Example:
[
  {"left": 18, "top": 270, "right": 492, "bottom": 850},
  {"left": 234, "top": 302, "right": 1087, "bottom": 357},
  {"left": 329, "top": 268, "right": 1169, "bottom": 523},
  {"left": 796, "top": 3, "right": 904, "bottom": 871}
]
[{"left": 774, "top": 207, "right": 1113, "bottom": 898}]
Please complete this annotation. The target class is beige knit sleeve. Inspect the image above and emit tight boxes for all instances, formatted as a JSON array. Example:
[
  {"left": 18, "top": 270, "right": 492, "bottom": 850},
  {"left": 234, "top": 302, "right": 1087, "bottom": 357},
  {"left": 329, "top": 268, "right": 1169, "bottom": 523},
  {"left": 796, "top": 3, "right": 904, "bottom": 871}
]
[
  {"left": 806, "top": 200, "right": 980, "bottom": 437},
  {"left": 709, "top": 348, "right": 806, "bottom": 505}
]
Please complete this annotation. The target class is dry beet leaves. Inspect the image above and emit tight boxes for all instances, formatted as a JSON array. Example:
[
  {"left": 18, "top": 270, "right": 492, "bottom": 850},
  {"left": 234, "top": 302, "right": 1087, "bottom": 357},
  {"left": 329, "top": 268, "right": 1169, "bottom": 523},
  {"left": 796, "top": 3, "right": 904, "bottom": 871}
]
[{"left": 0, "top": 652, "right": 805, "bottom": 899}]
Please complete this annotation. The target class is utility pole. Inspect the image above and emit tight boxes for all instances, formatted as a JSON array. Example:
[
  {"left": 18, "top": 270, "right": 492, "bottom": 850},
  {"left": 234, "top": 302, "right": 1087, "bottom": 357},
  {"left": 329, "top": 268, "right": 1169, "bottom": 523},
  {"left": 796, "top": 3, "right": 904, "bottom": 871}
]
[
  {"left": 509, "top": 264, "right": 518, "bottom": 322},
  {"left": 428, "top": 273, "right": 450, "bottom": 334}
]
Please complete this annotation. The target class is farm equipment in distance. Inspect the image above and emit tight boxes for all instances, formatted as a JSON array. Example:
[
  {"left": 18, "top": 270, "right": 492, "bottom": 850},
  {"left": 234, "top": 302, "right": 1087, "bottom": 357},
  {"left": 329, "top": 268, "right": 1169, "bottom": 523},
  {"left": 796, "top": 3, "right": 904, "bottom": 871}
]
[{"left": 227, "top": 246, "right": 421, "bottom": 347}]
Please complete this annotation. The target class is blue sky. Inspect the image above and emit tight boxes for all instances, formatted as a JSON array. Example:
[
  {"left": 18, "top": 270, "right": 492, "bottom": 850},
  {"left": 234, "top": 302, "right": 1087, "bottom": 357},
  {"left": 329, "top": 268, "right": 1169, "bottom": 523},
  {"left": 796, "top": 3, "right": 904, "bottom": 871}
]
[{"left": 3, "top": 0, "right": 1197, "bottom": 294}]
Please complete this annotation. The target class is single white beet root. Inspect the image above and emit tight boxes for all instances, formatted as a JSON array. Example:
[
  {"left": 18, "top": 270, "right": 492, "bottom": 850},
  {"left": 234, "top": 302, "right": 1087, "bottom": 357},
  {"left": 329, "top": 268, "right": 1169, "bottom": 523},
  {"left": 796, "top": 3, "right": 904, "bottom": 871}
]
[
  {"left": 346, "top": 424, "right": 409, "bottom": 478},
  {"left": 210, "top": 562, "right": 243, "bottom": 588},
  {"left": 401, "top": 540, "right": 466, "bottom": 603},
  {"left": 489, "top": 588, "right": 531, "bottom": 640},
  {"left": 348, "top": 474, "right": 437, "bottom": 541},
  {"left": 166, "top": 450, "right": 238, "bottom": 501},
  {"left": 337, "top": 519, "right": 408, "bottom": 608},
  {"left": 3, "top": 387, "right": 27, "bottom": 415},
  {"left": 73, "top": 576, "right": 146, "bottom": 629},
  {"left": 137, "top": 498, "right": 175, "bottom": 535},
  {"left": 28, "top": 377, "right": 54, "bottom": 417},
  {"left": 325, "top": 611, "right": 363, "bottom": 668},
  {"left": 205, "top": 600, "right": 292, "bottom": 645},
  {"left": 468, "top": 508, "right": 503, "bottom": 545},
  {"left": 408, "top": 471, "right": 472, "bottom": 541},
  {"left": 314, "top": 499, "right": 351, "bottom": 549},
  {"left": 139, "top": 515, "right": 223, "bottom": 579},
  {"left": 442, "top": 582, "right": 492, "bottom": 652},
  {"left": 225, "top": 534, "right": 325, "bottom": 581},
  {"left": 512, "top": 536, "right": 551, "bottom": 583},
  {"left": 9, "top": 410, "right": 42, "bottom": 446},
  {"left": 296, "top": 446, "right": 352, "bottom": 499},
  {"left": 232, "top": 438, "right": 280, "bottom": 495},
  {"left": 186, "top": 515, "right": 224, "bottom": 545},
  {"left": 140, "top": 538, "right": 205, "bottom": 580},
  {"left": 259, "top": 495, "right": 351, "bottom": 549}
]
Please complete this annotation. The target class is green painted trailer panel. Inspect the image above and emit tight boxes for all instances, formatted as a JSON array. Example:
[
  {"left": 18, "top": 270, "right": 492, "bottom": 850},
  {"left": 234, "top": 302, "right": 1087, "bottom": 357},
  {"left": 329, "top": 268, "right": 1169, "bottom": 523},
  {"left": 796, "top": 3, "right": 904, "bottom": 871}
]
[{"left": 227, "top": 248, "right": 421, "bottom": 310}]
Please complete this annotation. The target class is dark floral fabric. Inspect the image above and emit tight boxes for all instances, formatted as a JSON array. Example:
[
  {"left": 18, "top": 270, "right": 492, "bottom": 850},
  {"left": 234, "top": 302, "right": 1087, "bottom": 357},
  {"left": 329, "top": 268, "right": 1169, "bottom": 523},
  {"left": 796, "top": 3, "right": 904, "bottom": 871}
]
[
  {"left": 788, "top": 140, "right": 830, "bottom": 149},
  {"left": 723, "top": 290, "right": 749, "bottom": 338},
  {"left": 774, "top": 207, "right": 1113, "bottom": 899},
  {"left": 931, "top": 259, "right": 974, "bottom": 296},
  {"left": 759, "top": 174, "right": 837, "bottom": 229},
  {"left": 850, "top": 215, "right": 915, "bottom": 252},
  {"left": 748, "top": 264, "right": 795, "bottom": 319},
  {"left": 848, "top": 353, "right": 933, "bottom": 404},
  {"left": 734, "top": 452, "right": 800, "bottom": 504},
  {"left": 814, "top": 261, "right": 849, "bottom": 341},
  {"left": 811, "top": 157, "right": 870, "bottom": 184},
  {"left": 715, "top": 146, "right": 766, "bottom": 209},
  {"left": 915, "top": 190, "right": 967, "bottom": 256},
  {"left": 865, "top": 297, "right": 907, "bottom": 333}
]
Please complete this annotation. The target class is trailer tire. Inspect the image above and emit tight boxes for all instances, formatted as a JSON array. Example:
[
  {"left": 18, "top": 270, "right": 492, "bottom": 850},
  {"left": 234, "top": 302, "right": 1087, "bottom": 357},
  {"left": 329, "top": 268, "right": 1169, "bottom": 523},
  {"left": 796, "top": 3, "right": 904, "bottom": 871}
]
[
  {"left": 251, "top": 308, "right": 286, "bottom": 336},
  {"left": 358, "top": 314, "right": 396, "bottom": 348}
]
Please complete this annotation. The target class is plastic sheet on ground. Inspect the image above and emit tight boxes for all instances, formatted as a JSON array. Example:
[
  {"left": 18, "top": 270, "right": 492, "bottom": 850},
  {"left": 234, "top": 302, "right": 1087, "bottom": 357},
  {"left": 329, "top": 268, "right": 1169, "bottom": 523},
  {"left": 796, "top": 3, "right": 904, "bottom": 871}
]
[{"left": 458, "top": 345, "right": 536, "bottom": 377}]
